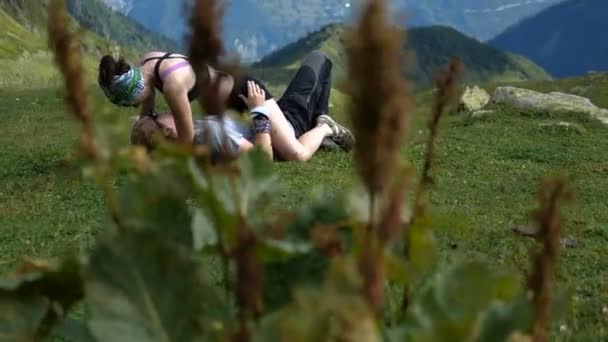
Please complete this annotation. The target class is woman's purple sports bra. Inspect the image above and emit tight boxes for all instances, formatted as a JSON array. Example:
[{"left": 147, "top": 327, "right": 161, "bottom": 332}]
[{"left": 140, "top": 52, "right": 200, "bottom": 102}]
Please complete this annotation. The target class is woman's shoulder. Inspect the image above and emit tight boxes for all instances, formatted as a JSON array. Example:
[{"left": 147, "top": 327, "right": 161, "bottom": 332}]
[{"left": 137, "top": 51, "right": 167, "bottom": 65}]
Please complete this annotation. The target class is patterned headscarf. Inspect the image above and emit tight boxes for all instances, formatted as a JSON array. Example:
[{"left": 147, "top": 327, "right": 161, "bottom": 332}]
[{"left": 99, "top": 65, "right": 145, "bottom": 106}]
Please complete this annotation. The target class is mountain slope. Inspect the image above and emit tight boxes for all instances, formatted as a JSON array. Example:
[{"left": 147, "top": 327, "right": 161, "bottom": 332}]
[
  {"left": 0, "top": 0, "right": 177, "bottom": 87},
  {"left": 0, "top": 6, "right": 45, "bottom": 59},
  {"left": 68, "top": 0, "right": 179, "bottom": 53},
  {"left": 254, "top": 24, "right": 550, "bottom": 86},
  {"left": 402, "top": 0, "right": 565, "bottom": 40},
  {"left": 0, "top": 0, "right": 177, "bottom": 57},
  {"left": 103, "top": 0, "right": 564, "bottom": 61},
  {"left": 490, "top": 0, "right": 607, "bottom": 77}
]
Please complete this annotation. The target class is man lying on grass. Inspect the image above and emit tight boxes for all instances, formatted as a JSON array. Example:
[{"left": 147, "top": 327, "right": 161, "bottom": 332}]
[
  {"left": 128, "top": 52, "right": 354, "bottom": 162},
  {"left": 100, "top": 49, "right": 354, "bottom": 161}
]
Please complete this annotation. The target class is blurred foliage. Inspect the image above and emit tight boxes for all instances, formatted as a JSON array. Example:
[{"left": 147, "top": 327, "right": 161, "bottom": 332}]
[
  {"left": 0, "top": 144, "right": 568, "bottom": 341},
  {"left": 0, "top": 1, "right": 570, "bottom": 341},
  {"left": 0, "top": 0, "right": 176, "bottom": 88}
]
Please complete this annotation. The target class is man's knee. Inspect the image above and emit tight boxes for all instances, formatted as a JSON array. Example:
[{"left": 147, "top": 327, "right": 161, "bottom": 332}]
[
  {"left": 303, "top": 50, "right": 331, "bottom": 73},
  {"left": 281, "top": 147, "right": 311, "bottom": 162}
]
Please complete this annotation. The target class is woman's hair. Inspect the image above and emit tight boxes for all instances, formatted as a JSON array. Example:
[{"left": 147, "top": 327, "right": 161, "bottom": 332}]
[{"left": 98, "top": 55, "right": 131, "bottom": 86}]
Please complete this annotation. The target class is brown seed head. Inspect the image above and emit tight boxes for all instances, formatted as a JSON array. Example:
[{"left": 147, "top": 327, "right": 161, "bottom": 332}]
[
  {"left": 346, "top": 0, "right": 411, "bottom": 196},
  {"left": 528, "top": 175, "right": 573, "bottom": 342},
  {"left": 48, "top": 0, "right": 96, "bottom": 160}
]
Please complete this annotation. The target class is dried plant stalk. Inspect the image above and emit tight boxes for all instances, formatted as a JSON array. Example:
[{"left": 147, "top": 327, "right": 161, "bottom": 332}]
[
  {"left": 358, "top": 242, "right": 384, "bottom": 311},
  {"left": 48, "top": 0, "right": 96, "bottom": 160},
  {"left": 347, "top": 0, "right": 413, "bottom": 312},
  {"left": 48, "top": 0, "right": 126, "bottom": 226},
  {"left": 378, "top": 168, "right": 411, "bottom": 245},
  {"left": 188, "top": 0, "right": 242, "bottom": 162},
  {"left": 232, "top": 219, "right": 263, "bottom": 342},
  {"left": 413, "top": 58, "right": 463, "bottom": 218},
  {"left": 188, "top": 0, "right": 240, "bottom": 117},
  {"left": 346, "top": 0, "right": 411, "bottom": 198},
  {"left": 401, "top": 59, "right": 463, "bottom": 315},
  {"left": 528, "top": 175, "right": 573, "bottom": 342}
]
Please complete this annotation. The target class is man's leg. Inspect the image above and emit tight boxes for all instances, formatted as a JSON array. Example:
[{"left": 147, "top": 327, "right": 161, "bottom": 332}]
[
  {"left": 278, "top": 50, "right": 333, "bottom": 133},
  {"left": 308, "top": 54, "right": 332, "bottom": 119},
  {"left": 279, "top": 51, "right": 354, "bottom": 152},
  {"left": 264, "top": 99, "right": 332, "bottom": 162}
]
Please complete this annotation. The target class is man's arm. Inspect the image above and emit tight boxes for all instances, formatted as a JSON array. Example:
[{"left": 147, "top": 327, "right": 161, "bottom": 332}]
[
  {"left": 138, "top": 87, "right": 156, "bottom": 117},
  {"left": 250, "top": 107, "right": 273, "bottom": 160},
  {"left": 239, "top": 81, "right": 273, "bottom": 160}
]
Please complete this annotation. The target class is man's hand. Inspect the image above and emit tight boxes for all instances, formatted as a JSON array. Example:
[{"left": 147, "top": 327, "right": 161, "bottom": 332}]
[{"left": 239, "top": 81, "right": 266, "bottom": 110}]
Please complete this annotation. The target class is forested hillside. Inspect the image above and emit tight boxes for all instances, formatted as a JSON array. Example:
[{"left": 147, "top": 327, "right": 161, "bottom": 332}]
[{"left": 255, "top": 24, "right": 550, "bottom": 87}]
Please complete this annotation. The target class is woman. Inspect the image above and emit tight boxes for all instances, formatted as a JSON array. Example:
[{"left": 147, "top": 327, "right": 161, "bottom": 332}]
[{"left": 100, "top": 50, "right": 353, "bottom": 160}]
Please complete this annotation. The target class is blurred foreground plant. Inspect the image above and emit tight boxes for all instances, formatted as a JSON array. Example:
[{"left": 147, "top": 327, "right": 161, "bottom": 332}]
[{"left": 0, "top": 0, "right": 572, "bottom": 341}]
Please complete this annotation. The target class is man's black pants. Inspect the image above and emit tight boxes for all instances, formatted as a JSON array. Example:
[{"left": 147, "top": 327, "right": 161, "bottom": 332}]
[{"left": 278, "top": 51, "right": 333, "bottom": 138}]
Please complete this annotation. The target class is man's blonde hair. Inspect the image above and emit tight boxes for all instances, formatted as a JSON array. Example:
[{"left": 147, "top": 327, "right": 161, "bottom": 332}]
[{"left": 130, "top": 116, "right": 166, "bottom": 150}]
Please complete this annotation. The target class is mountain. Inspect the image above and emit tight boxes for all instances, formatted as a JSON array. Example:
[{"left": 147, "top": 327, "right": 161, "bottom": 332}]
[
  {"left": 67, "top": 0, "right": 179, "bottom": 54},
  {"left": 0, "top": 0, "right": 47, "bottom": 59},
  {"left": 100, "top": 0, "right": 564, "bottom": 61},
  {"left": 0, "top": 0, "right": 177, "bottom": 57},
  {"left": 490, "top": 0, "right": 607, "bottom": 77},
  {"left": 253, "top": 24, "right": 550, "bottom": 87},
  {"left": 0, "top": 0, "right": 177, "bottom": 87},
  {"left": 401, "top": 0, "right": 565, "bottom": 40}
]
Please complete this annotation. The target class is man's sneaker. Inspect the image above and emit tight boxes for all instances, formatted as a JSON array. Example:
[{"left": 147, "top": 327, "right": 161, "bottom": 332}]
[
  {"left": 320, "top": 137, "right": 340, "bottom": 150},
  {"left": 317, "top": 114, "right": 355, "bottom": 152}
]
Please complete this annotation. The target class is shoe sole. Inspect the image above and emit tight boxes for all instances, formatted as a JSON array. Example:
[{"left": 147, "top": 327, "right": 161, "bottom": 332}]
[{"left": 318, "top": 115, "right": 355, "bottom": 152}]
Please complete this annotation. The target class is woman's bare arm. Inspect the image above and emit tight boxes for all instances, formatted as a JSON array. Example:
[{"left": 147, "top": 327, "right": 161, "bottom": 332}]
[{"left": 163, "top": 85, "right": 194, "bottom": 144}]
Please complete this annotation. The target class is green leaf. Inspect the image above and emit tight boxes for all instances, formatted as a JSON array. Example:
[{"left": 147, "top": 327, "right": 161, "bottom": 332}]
[
  {"left": 284, "top": 194, "right": 350, "bottom": 240},
  {"left": 51, "top": 316, "right": 96, "bottom": 342},
  {"left": 403, "top": 261, "right": 524, "bottom": 341},
  {"left": 190, "top": 162, "right": 239, "bottom": 244},
  {"left": 0, "top": 293, "right": 49, "bottom": 342},
  {"left": 235, "top": 149, "right": 279, "bottom": 216},
  {"left": 475, "top": 295, "right": 533, "bottom": 342},
  {"left": 436, "top": 263, "right": 521, "bottom": 320},
  {"left": 256, "top": 238, "right": 314, "bottom": 264},
  {"left": 86, "top": 229, "right": 233, "bottom": 342},
  {"left": 273, "top": 257, "right": 380, "bottom": 342},
  {"left": 262, "top": 195, "right": 350, "bottom": 311},
  {"left": 118, "top": 168, "right": 194, "bottom": 249},
  {"left": 191, "top": 208, "right": 218, "bottom": 251},
  {"left": 0, "top": 258, "right": 84, "bottom": 340},
  {"left": 384, "top": 252, "right": 410, "bottom": 286},
  {"left": 408, "top": 217, "right": 438, "bottom": 274},
  {"left": 0, "top": 264, "right": 47, "bottom": 292}
]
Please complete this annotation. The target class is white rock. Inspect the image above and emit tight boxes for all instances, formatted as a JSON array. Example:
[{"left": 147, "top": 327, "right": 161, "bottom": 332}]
[
  {"left": 492, "top": 86, "right": 608, "bottom": 125},
  {"left": 458, "top": 85, "right": 490, "bottom": 112}
]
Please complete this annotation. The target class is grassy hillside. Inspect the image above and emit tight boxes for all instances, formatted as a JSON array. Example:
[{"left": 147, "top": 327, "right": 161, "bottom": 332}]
[
  {"left": 0, "top": 0, "right": 48, "bottom": 33},
  {"left": 68, "top": 0, "right": 179, "bottom": 53},
  {"left": 0, "top": 6, "right": 45, "bottom": 59},
  {"left": 490, "top": 0, "right": 608, "bottom": 77},
  {"left": 1, "top": 72, "right": 608, "bottom": 339},
  {"left": 253, "top": 24, "right": 551, "bottom": 88},
  {"left": 0, "top": 0, "right": 177, "bottom": 88}
]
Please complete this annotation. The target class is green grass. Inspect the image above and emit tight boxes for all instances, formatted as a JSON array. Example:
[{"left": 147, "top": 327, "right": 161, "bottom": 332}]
[{"left": 1, "top": 74, "right": 608, "bottom": 339}]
